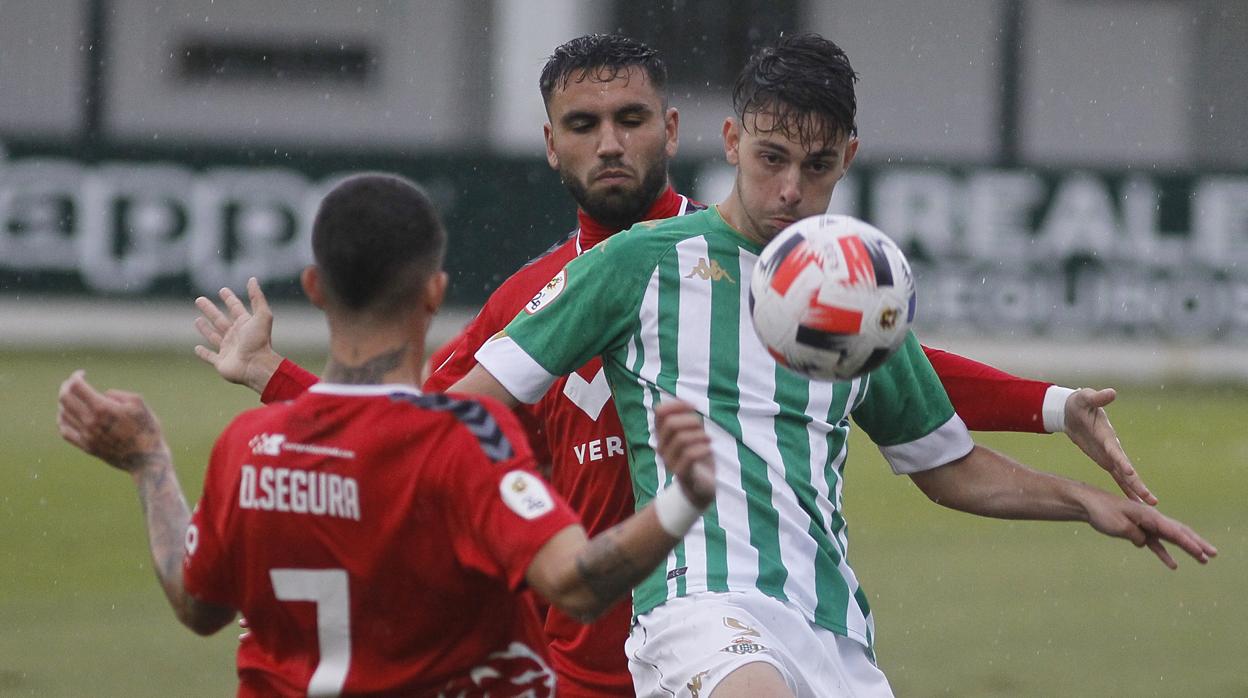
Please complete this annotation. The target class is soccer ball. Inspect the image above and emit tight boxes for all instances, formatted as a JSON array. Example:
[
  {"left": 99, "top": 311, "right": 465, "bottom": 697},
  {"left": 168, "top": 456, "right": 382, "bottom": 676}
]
[{"left": 749, "top": 214, "right": 916, "bottom": 382}]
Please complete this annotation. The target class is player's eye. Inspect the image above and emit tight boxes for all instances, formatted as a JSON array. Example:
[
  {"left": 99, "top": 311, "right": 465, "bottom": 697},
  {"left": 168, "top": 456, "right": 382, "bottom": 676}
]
[{"left": 807, "top": 161, "right": 832, "bottom": 174}]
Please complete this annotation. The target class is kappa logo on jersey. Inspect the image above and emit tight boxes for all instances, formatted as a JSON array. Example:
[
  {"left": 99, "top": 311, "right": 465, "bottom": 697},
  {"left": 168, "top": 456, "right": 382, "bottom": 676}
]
[
  {"left": 686, "top": 257, "right": 736, "bottom": 283},
  {"left": 524, "top": 269, "right": 567, "bottom": 315},
  {"left": 499, "top": 470, "right": 555, "bottom": 520},
  {"left": 249, "top": 433, "right": 286, "bottom": 455}
]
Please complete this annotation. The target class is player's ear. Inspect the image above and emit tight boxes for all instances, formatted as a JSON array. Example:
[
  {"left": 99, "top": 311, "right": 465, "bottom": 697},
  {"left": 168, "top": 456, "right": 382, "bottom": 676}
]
[
  {"left": 300, "top": 265, "right": 327, "bottom": 309},
  {"left": 664, "top": 107, "right": 679, "bottom": 158},
  {"left": 722, "top": 117, "right": 741, "bottom": 166},
  {"left": 841, "top": 136, "right": 860, "bottom": 174},
  {"left": 544, "top": 122, "right": 559, "bottom": 170},
  {"left": 424, "top": 270, "right": 448, "bottom": 315}
]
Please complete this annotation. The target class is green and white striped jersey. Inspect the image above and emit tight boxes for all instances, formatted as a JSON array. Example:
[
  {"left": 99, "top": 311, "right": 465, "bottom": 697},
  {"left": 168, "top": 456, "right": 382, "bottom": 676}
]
[{"left": 476, "top": 206, "right": 973, "bottom": 648}]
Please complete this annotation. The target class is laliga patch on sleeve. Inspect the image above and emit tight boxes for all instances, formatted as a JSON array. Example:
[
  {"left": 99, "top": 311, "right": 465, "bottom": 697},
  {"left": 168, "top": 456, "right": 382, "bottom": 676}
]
[
  {"left": 499, "top": 470, "right": 556, "bottom": 520},
  {"left": 524, "top": 269, "right": 567, "bottom": 315}
]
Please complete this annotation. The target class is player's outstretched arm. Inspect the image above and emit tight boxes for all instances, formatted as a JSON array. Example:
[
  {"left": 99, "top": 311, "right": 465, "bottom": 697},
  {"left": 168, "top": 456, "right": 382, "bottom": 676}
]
[
  {"left": 525, "top": 400, "right": 716, "bottom": 622},
  {"left": 193, "top": 277, "right": 287, "bottom": 395},
  {"left": 1061, "top": 387, "right": 1157, "bottom": 505},
  {"left": 923, "top": 347, "right": 1156, "bottom": 504},
  {"left": 56, "top": 371, "right": 236, "bottom": 635},
  {"left": 908, "top": 445, "right": 1216, "bottom": 569}
]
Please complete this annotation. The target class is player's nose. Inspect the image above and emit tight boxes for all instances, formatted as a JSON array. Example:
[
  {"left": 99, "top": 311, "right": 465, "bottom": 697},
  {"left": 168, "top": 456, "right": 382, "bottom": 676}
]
[
  {"left": 777, "top": 169, "right": 802, "bottom": 206},
  {"left": 596, "top": 125, "right": 626, "bottom": 157}
]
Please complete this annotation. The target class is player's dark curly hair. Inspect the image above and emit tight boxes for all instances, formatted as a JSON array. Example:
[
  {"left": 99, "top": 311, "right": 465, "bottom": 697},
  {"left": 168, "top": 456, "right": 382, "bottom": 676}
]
[
  {"left": 732, "top": 33, "right": 859, "bottom": 148},
  {"left": 539, "top": 34, "right": 667, "bottom": 108},
  {"left": 311, "top": 173, "right": 445, "bottom": 314}
]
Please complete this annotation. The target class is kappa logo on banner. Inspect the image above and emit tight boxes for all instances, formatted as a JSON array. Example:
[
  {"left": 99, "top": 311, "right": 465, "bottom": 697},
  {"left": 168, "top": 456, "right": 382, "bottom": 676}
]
[
  {"left": 499, "top": 471, "right": 555, "bottom": 520},
  {"left": 524, "top": 270, "right": 567, "bottom": 315}
]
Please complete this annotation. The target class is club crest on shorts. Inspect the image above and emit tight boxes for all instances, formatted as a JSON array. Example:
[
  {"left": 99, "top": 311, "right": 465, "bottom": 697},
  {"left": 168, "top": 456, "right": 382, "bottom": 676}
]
[
  {"left": 524, "top": 270, "right": 567, "bottom": 315},
  {"left": 499, "top": 470, "right": 555, "bottom": 519},
  {"left": 720, "top": 636, "right": 767, "bottom": 655}
]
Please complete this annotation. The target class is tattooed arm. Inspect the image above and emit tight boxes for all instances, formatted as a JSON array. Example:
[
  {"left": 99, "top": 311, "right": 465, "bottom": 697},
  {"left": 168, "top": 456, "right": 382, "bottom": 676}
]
[
  {"left": 525, "top": 401, "right": 717, "bottom": 622},
  {"left": 57, "top": 371, "right": 236, "bottom": 635}
]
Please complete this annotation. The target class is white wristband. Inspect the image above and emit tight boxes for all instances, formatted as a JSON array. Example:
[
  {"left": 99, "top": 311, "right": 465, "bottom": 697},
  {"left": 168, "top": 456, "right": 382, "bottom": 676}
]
[
  {"left": 1042, "top": 385, "right": 1076, "bottom": 433},
  {"left": 653, "top": 483, "right": 703, "bottom": 538}
]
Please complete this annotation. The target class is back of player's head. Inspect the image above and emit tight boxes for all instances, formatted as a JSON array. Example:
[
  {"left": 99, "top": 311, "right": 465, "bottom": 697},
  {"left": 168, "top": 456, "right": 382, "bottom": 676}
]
[
  {"left": 732, "top": 33, "right": 859, "bottom": 148},
  {"left": 539, "top": 34, "right": 668, "bottom": 107},
  {"left": 311, "top": 173, "right": 446, "bottom": 315}
]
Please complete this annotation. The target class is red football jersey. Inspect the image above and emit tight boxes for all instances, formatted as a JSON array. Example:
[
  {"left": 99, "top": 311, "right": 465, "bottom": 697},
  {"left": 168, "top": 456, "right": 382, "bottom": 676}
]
[
  {"left": 184, "top": 384, "right": 578, "bottom": 697},
  {"left": 262, "top": 187, "right": 1057, "bottom": 697}
]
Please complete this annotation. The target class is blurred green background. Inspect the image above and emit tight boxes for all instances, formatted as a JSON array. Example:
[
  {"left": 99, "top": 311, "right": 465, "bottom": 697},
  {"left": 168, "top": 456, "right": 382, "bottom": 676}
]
[{"left": 1, "top": 349, "right": 1242, "bottom": 696}]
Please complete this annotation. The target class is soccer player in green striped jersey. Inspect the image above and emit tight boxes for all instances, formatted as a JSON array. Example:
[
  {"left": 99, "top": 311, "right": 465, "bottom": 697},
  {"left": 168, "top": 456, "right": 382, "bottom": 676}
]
[{"left": 458, "top": 33, "right": 1217, "bottom": 697}]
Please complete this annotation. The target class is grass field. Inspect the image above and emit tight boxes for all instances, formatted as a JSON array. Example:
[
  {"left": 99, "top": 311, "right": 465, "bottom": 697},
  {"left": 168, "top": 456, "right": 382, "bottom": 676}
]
[{"left": 1, "top": 349, "right": 1243, "bottom": 696}]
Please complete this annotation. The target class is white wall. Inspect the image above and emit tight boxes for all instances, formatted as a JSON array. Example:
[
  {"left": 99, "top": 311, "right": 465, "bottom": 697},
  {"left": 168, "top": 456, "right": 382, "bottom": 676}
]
[
  {"left": 488, "top": 0, "right": 604, "bottom": 155},
  {"left": 1020, "top": 0, "right": 1193, "bottom": 166},
  {"left": 808, "top": 0, "right": 1002, "bottom": 163},
  {"left": 0, "top": 0, "right": 1238, "bottom": 169},
  {"left": 0, "top": 0, "right": 84, "bottom": 136},
  {"left": 104, "top": 0, "right": 486, "bottom": 148}
]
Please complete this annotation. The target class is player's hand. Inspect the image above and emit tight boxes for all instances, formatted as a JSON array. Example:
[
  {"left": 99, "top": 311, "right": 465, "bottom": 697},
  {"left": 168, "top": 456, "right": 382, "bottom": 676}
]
[
  {"left": 1082, "top": 490, "right": 1216, "bottom": 569},
  {"left": 194, "top": 277, "right": 285, "bottom": 395},
  {"left": 1063, "top": 388, "right": 1157, "bottom": 505},
  {"left": 57, "top": 370, "right": 171, "bottom": 474},
  {"left": 654, "top": 400, "right": 716, "bottom": 509}
]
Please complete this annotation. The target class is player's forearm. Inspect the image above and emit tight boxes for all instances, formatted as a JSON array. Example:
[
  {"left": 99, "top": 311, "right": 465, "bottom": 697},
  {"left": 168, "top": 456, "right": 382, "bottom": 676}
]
[
  {"left": 448, "top": 364, "right": 521, "bottom": 408},
  {"left": 131, "top": 459, "right": 233, "bottom": 634},
  {"left": 910, "top": 444, "right": 1094, "bottom": 522},
  {"left": 533, "top": 494, "right": 696, "bottom": 623},
  {"left": 565, "top": 507, "right": 680, "bottom": 621}
]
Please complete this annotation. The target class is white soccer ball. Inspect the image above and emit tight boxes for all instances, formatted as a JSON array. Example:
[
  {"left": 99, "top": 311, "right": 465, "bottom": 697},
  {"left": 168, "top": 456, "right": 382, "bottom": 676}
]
[{"left": 749, "top": 214, "right": 916, "bottom": 381}]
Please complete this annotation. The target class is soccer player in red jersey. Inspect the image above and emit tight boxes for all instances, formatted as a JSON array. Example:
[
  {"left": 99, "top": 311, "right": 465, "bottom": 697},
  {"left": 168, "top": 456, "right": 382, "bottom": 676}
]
[
  {"left": 192, "top": 37, "right": 1156, "bottom": 697},
  {"left": 58, "top": 174, "right": 719, "bottom": 697}
]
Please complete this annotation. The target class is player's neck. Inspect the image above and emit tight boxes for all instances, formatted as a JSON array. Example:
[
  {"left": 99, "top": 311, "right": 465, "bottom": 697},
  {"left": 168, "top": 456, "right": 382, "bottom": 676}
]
[
  {"left": 577, "top": 184, "right": 681, "bottom": 247},
  {"left": 321, "top": 328, "right": 424, "bottom": 387}
]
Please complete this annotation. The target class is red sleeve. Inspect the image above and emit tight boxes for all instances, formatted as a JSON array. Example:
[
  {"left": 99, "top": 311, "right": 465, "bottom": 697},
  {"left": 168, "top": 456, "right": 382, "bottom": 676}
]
[
  {"left": 923, "top": 344, "right": 1052, "bottom": 433},
  {"left": 260, "top": 359, "right": 319, "bottom": 404},
  {"left": 442, "top": 398, "right": 579, "bottom": 591}
]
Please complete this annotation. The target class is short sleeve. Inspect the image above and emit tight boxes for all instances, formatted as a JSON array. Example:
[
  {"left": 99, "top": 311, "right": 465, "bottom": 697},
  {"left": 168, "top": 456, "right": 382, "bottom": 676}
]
[
  {"left": 852, "top": 332, "right": 975, "bottom": 474},
  {"left": 440, "top": 399, "right": 580, "bottom": 591},
  {"left": 476, "top": 232, "right": 660, "bottom": 403}
]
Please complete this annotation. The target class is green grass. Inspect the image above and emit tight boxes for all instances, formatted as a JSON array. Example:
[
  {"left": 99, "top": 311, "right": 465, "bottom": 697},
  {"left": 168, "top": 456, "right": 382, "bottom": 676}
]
[{"left": 2, "top": 350, "right": 1243, "bottom": 696}]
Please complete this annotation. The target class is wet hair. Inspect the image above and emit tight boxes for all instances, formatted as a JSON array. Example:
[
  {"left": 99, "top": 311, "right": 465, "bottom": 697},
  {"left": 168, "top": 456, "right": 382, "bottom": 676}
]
[
  {"left": 731, "top": 33, "right": 859, "bottom": 148},
  {"left": 311, "top": 173, "right": 446, "bottom": 315},
  {"left": 539, "top": 34, "right": 667, "bottom": 107}
]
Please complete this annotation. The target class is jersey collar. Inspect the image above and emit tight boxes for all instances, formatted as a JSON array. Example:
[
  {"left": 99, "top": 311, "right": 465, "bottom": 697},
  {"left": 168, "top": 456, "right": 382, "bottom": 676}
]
[
  {"left": 309, "top": 383, "right": 422, "bottom": 397},
  {"left": 575, "top": 185, "right": 686, "bottom": 254}
]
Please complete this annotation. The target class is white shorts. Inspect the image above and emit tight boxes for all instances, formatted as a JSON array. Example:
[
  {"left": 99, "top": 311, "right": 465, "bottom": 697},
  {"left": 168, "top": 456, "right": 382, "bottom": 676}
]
[{"left": 625, "top": 590, "right": 894, "bottom": 698}]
